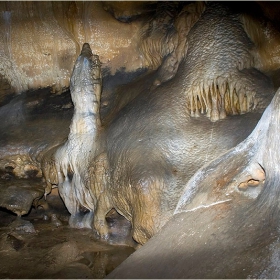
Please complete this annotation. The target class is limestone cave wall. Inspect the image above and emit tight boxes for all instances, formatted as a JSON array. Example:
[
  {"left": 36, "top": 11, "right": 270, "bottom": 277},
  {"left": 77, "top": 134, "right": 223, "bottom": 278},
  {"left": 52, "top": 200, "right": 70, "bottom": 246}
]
[{"left": 1, "top": 1, "right": 280, "bottom": 278}]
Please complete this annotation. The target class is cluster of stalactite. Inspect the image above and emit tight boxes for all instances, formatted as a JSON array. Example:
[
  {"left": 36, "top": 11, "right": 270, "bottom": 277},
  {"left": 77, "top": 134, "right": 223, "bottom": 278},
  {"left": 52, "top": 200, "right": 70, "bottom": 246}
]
[{"left": 186, "top": 78, "right": 255, "bottom": 122}]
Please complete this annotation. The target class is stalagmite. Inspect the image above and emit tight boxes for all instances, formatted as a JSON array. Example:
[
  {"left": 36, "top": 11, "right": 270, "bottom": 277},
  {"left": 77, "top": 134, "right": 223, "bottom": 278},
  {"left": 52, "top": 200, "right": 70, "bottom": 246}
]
[{"left": 52, "top": 43, "right": 102, "bottom": 228}]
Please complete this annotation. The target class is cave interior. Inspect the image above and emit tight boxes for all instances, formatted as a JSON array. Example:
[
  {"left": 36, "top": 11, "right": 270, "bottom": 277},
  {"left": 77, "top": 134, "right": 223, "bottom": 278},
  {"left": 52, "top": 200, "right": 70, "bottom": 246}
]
[{"left": 1, "top": 1, "right": 280, "bottom": 279}]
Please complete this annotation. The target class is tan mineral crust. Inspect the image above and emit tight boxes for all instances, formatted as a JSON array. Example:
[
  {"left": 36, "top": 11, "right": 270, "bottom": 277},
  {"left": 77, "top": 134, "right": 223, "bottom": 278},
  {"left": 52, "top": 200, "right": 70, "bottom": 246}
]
[{"left": 0, "top": 1, "right": 280, "bottom": 279}]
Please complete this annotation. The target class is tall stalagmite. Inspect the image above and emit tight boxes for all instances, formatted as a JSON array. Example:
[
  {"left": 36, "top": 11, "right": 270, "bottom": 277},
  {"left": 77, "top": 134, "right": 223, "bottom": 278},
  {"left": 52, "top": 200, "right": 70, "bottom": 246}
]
[{"left": 54, "top": 43, "right": 102, "bottom": 228}]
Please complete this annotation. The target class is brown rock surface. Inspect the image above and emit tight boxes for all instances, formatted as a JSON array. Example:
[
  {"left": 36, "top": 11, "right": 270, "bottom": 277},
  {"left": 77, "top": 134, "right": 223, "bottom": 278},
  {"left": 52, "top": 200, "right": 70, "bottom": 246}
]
[{"left": 0, "top": 2, "right": 280, "bottom": 278}]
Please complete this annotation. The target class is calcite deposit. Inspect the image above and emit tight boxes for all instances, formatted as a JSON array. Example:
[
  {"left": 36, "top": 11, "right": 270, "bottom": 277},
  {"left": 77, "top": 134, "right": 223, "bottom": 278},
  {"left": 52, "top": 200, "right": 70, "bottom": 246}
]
[
  {"left": 0, "top": 1, "right": 152, "bottom": 103},
  {"left": 0, "top": 1, "right": 280, "bottom": 279}
]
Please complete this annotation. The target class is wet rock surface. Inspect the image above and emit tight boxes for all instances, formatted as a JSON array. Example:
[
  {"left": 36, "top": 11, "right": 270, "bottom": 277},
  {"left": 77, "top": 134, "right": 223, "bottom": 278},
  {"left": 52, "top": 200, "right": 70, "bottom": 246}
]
[
  {"left": 0, "top": 188, "right": 135, "bottom": 279},
  {"left": 0, "top": 178, "right": 44, "bottom": 216}
]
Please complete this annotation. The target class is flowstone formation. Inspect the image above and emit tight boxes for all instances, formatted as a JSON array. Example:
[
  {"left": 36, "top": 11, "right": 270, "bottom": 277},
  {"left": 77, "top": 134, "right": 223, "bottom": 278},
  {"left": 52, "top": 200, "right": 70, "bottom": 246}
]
[
  {"left": 183, "top": 2, "right": 273, "bottom": 121},
  {"left": 1, "top": 1, "right": 280, "bottom": 278},
  {"left": 175, "top": 87, "right": 280, "bottom": 217},
  {"left": 44, "top": 2, "right": 276, "bottom": 246},
  {"left": 108, "top": 85, "right": 280, "bottom": 280},
  {"left": 42, "top": 43, "right": 251, "bottom": 245}
]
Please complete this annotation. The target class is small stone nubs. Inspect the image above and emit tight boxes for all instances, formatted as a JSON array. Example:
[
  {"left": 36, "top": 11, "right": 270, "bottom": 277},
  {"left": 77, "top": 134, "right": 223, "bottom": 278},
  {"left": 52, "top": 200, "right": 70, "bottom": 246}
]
[{"left": 81, "top": 43, "right": 93, "bottom": 57}]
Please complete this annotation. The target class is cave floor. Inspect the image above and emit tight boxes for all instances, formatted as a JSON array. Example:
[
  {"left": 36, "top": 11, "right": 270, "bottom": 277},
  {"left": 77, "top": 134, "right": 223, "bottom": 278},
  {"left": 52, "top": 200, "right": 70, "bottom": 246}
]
[{"left": 0, "top": 186, "right": 135, "bottom": 279}]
